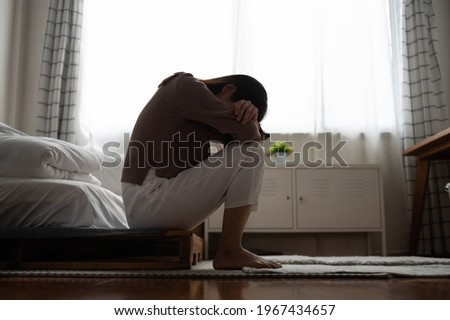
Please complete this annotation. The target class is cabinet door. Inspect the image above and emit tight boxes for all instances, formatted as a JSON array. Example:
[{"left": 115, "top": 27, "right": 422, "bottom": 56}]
[
  {"left": 208, "top": 168, "right": 294, "bottom": 230},
  {"left": 296, "top": 168, "right": 382, "bottom": 230}
]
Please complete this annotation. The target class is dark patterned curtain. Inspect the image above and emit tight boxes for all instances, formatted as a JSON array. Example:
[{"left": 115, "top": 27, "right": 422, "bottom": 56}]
[{"left": 402, "top": 0, "right": 450, "bottom": 256}]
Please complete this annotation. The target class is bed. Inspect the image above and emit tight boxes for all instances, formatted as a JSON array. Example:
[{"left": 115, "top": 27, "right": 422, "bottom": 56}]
[
  {"left": 0, "top": 123, "right": 203, "bottom": 270},
  {"left": 0, "top": 122, "right": 128, "bottom": 229},
  {"left": 0, "top": 177, "right": 128, "bottom": 229}
]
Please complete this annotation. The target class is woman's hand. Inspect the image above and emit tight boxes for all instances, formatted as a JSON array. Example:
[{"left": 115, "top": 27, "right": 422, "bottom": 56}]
[{"left": 234, "top": 100, "right": 258, "bottom": 125}]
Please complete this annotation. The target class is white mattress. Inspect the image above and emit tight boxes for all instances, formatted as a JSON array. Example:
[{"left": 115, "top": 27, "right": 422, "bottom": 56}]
[{"left": 0, "top": 177, "right": 129, "bottom": 229}]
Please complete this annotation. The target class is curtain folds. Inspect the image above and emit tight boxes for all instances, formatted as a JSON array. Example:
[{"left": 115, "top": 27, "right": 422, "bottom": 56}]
[
  {"left": 401, "top": 0, "right": 450, "bottom": 256},
  {"left": 37, "top": 0, "right": 83, "bottom": 143}
]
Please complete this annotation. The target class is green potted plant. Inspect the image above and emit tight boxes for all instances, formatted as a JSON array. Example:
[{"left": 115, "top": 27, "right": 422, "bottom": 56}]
[{"left": 267, "top": 141, "right": 293, "bottom": 164}]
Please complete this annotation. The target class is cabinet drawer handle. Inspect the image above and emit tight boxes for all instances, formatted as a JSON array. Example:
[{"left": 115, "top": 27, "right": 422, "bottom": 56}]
[
  {"left": 299, "top": 196, "right": 303, "bottom": 202},
  {"left": 286, "top": 195, "right": 290, "bottom": 200}
]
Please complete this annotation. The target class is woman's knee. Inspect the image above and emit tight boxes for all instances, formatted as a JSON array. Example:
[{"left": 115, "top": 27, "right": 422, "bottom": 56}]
[{"left": 231, "top": 142, "right": 265, "bottom": 169}]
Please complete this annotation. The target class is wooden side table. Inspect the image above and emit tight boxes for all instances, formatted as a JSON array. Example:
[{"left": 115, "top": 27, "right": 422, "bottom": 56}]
[{"left": 402, "top": 128, "right": 450, "bottom": 255}]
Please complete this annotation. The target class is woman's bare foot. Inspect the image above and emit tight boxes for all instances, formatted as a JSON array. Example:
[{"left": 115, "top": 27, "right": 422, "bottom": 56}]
[
  {"left": 214, "top": 205, "right": 282, "bottom": 270},
  {"left": 213, "top": 247, "right": 282, "bottom": 270}
]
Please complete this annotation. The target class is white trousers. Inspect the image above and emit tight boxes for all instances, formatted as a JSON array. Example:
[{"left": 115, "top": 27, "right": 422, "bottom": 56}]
[{"left": 121, "top": 142, "right": 265, "bottom": 230}]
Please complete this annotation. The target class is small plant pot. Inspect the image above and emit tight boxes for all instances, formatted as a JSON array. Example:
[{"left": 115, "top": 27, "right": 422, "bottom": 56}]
[
  {"left": 267, "top": 141, "right": 293, "bottom": 165},
  {"left": 270, "top": 152, "right": 289, "bottom": 165}
]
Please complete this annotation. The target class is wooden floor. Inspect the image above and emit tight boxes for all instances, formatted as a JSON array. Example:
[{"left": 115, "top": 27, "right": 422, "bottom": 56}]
[{"left": 1, "top": 277, "right": 450, "bottom": 299}]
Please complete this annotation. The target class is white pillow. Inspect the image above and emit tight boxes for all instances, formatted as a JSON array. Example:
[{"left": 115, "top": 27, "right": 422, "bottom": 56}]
[
  {"left": 0, "top": 122, "right": 27, "bottom": 136},
  {"left": 0, "top": 122, "right": 102, "bottom": 183}
]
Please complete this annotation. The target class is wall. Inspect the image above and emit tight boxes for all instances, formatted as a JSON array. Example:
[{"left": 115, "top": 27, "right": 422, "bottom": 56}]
[
  {"left": 0, "top": 0, "right": 49, "bottom": 134},
  {"left": 0, "top": 0, "right": 15, "bottom": 124}
]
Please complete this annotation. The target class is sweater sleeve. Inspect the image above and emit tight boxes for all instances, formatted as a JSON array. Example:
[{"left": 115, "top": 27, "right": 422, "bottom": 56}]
[{"left": 177, "top": 73, "right": 262, "bottom": 142}]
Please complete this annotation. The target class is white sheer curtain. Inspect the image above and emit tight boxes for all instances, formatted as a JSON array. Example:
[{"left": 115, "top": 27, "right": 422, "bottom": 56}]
[
  {"left": 80, "top": 0, "right": 397, "bottom": 141},
  {"left": 234, "top": 0, "right": 397, "bottom": 135},
  {"left": 80, "top": 0, "right": 235, "bottom": 147},
  {"left": 80, "top": 0, "right": 409, "bottom": 252}
]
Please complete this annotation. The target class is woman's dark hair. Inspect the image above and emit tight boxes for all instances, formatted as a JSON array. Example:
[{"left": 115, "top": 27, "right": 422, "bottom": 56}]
[{"left": 202, "top": 75, "right": 268, "bottom": 122}]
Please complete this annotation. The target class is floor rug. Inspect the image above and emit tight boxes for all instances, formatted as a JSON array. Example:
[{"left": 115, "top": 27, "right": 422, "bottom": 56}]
[
  {"left": 243, "top": 255, "right": 450, "bottom": 278},
  {"left": 1, "top": 255, "right": 449, "bottom": 279}
]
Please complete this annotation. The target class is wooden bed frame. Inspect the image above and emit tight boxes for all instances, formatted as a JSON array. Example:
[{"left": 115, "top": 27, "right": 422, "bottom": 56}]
[{"left": 0, "top": 228, "right": 204, "bottom": 270}]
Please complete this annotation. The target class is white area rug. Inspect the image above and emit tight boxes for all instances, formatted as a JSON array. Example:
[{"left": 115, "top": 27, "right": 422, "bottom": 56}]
[
  {"left": 242, "top": 255, "right": 450, "bottom": 278},
  {"left": 1, "top": 256, "right": 449, "bottom": 278}
]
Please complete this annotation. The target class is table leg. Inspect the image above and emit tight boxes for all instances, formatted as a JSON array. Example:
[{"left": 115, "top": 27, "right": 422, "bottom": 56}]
[{"left": 409, "top": 158, "right": 430, "bottom": 255}]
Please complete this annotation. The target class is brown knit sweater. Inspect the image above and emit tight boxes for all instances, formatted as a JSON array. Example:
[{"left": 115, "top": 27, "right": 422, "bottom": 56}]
[{"left": 121, "top": 72, "right": 268, "bottom": 184}]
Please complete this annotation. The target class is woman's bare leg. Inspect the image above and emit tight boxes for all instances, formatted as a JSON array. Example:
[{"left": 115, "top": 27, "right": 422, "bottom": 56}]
[{"left": 213, "top": 205, "right": 282, "bottom": 270}]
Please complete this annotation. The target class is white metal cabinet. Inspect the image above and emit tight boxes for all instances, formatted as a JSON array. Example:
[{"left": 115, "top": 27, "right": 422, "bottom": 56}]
[
  {"left": 206, "top": 166, "right": 386, "bottom": 255},
  {"left": 207, "top": 168, "right": 294, "bottom": 230},
  {"left": 296, "top": 168, "right": 383, "bottom": 230}
]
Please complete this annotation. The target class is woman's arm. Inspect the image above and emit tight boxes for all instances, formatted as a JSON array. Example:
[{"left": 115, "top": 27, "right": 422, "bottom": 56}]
[{"left": 177, "top": 74, "right": 263, "bottom": 142}]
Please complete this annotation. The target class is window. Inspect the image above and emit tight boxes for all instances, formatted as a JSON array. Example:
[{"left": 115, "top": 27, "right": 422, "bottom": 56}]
[{"left": 80, "top": 0, "right": 397, "bottom": 145}]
